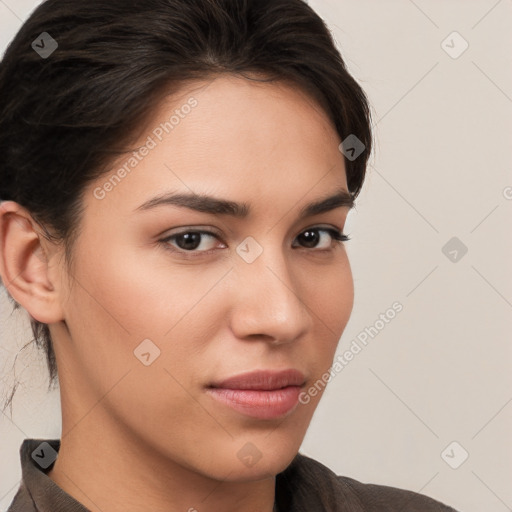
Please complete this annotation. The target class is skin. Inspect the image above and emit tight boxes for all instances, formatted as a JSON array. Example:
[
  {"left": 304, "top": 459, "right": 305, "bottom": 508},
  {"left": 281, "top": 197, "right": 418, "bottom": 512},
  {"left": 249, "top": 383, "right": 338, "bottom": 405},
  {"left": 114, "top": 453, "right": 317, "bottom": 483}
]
[{"left": 0, "top": 74, "right": 354, "bottom": 512}]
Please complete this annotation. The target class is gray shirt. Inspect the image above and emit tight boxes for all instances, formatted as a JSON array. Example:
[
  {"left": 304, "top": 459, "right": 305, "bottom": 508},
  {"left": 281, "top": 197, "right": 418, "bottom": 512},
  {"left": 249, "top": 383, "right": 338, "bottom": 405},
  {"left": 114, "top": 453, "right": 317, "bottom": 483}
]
[{"left": 7, "top": 438, "right": 459, "bottom": 511}]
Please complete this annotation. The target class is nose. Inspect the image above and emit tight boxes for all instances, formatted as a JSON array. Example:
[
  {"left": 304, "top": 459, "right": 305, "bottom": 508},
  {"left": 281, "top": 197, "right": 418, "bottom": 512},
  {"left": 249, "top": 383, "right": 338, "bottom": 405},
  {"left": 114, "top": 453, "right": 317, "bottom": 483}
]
[{"left": 229, "top": 243, "right": 312, "bottom": 345}]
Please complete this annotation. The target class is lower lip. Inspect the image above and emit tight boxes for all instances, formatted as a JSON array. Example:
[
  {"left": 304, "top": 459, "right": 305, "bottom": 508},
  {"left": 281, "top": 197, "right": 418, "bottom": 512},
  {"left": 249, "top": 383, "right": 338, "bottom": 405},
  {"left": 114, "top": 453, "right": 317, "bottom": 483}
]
[{"left": 206, "top": 386, "right": 302, "bottom": 420}]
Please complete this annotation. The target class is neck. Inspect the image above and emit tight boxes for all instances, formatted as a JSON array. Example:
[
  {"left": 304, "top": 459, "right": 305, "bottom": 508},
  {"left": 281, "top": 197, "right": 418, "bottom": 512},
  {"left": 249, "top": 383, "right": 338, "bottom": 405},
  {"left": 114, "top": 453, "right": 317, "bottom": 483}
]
[{"left": 47, "top": 408, "right": 276, "bottom": 512}]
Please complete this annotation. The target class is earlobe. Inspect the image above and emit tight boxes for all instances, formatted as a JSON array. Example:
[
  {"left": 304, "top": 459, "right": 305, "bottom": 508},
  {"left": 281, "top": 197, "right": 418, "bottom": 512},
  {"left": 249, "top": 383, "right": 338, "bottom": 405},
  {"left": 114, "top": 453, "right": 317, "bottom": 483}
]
[{"left": 0, "top": 201, "right": 65, "bottom": 324}]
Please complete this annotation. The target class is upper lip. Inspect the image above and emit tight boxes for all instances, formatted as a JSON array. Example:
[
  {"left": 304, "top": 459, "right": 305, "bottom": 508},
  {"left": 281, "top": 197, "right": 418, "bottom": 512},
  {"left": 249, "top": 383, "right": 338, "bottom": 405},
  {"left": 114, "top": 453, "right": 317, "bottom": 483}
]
[{"left": 208, "top": 369, "right": 306, "bottom": 391}]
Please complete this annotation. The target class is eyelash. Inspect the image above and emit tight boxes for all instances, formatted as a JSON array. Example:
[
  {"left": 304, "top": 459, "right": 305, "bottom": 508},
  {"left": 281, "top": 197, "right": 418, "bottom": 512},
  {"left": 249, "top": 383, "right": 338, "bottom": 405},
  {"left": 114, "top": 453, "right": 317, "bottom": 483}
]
[{"left": 159, "top": 227, "right": 350, "bottom": 259}]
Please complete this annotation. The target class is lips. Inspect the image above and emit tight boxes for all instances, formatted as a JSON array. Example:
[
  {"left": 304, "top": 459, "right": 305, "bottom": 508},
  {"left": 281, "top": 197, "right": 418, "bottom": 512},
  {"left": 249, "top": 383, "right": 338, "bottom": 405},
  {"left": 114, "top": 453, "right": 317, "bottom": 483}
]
[
  {"left": 206, "top": 369, "right": 306, "bottom": 420},
  {"left": 208, "top": 369, "right": 306, "bottom": 391}
]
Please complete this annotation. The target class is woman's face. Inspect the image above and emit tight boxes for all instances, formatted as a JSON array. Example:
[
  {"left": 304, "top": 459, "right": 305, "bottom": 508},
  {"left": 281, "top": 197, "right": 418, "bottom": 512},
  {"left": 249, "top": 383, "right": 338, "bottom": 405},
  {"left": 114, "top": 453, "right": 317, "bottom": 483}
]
[{"left": 51, "top": 74, "right": 354, "bottom": 480}]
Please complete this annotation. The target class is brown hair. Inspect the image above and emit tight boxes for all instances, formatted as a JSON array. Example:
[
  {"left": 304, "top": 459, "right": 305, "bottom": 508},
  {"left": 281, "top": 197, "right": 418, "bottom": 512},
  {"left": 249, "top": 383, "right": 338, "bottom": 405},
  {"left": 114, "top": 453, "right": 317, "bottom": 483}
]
[{"left": 0, "top": 0, "right": 372, "bottom": 411}]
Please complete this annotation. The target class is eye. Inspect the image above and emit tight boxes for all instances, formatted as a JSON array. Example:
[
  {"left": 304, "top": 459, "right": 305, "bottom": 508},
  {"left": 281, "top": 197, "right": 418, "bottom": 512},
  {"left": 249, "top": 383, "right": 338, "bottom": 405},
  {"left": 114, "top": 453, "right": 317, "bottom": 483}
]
[
  {"left": 159, "top": 227, "right": 350, "bottom": 258},
  {"left": 293, "top": 227, "right": 350, "bottom": 250},
  {"left": 161, "top": 230, "right": 222, "bottom": 255}
]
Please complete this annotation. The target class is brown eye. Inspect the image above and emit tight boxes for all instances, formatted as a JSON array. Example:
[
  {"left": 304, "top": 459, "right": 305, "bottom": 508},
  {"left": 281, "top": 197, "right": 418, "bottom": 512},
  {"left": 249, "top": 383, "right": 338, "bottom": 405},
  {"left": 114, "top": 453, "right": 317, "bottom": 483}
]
[
  {"left": 298, "top": 229, "right": 321, "bottom": 248},
  {"left": 294, "top": 228, "right": 349, "bottom": 250},
  {"left": 161, "top": 230, "right": 221, "bottom": 256},
  {"left": 173, "top": 232, "right": 204, "bottom": 251}
]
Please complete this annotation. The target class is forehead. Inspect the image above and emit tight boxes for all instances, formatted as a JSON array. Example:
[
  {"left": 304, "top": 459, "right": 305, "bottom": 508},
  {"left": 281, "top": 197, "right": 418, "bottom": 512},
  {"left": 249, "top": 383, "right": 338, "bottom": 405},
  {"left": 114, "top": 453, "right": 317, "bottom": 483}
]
[{"left": 86, "top": 74, "right": 347, "bottom": 217}]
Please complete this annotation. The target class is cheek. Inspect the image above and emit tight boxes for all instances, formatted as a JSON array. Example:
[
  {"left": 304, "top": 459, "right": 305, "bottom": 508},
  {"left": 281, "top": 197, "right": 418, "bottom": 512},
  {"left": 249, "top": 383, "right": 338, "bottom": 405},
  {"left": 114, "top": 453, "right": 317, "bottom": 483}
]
[
  {"left": 298, "top": 254, "right": 354, "bottom": 382},
  {"left": 61, "top": 243, "right": 222, "bottom": 432},
  {"left": 302, "top": 253, "right": 354, "bottom": 334},
  {"left": 64, "top": 241, "right": 232, "bottom": 392},
  {"left": 72, "top": 237, "right": 225, "bottom": 338}
]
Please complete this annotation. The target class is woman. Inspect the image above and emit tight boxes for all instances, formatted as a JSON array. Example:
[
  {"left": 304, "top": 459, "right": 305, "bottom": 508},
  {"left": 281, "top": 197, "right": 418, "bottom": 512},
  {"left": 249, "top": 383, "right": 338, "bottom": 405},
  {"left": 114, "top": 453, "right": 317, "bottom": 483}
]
[{"left": 0, "top": 0, "right": 459, "bottom": 510}]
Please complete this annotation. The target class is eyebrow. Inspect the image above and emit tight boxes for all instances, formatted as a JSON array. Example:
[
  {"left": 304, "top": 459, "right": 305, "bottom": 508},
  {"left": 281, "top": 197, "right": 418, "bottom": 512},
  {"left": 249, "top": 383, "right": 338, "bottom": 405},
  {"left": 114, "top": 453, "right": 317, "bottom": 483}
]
[{"left": 134, "top": 188, "right": 354, "bottom": 219}]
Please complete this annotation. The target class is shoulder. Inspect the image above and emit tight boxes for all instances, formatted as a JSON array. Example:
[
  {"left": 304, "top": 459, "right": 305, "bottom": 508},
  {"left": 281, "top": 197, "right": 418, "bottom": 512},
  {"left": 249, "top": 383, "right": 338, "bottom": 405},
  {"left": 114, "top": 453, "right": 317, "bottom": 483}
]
[{"left": 278, "top": 452, "right": 459, "bottom": 511}]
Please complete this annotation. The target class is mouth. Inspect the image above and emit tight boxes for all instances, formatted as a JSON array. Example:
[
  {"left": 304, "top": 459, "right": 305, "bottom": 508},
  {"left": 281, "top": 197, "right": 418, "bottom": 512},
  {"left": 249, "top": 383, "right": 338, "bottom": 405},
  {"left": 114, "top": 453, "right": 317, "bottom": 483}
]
[{"left": 205, "top": 369, "right": 306, "bottom": 420}]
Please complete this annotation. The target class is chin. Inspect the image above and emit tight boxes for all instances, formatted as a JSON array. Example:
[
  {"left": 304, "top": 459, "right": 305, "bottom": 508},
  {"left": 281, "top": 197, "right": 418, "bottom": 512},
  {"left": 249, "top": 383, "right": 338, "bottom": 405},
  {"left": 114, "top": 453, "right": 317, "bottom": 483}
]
[
  {"left": 220, "top": 433, "right": 304, "bottom": 482},
  {"left": 220, "top": 454, "right": 298, "bottom": 483}
]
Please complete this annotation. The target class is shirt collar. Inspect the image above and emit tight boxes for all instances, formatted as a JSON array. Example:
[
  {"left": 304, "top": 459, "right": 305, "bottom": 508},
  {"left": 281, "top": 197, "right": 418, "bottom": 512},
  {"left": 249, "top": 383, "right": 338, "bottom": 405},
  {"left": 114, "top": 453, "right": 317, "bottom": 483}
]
[{"left": 17, "top": 438, "right": 90, "bottom": 512}]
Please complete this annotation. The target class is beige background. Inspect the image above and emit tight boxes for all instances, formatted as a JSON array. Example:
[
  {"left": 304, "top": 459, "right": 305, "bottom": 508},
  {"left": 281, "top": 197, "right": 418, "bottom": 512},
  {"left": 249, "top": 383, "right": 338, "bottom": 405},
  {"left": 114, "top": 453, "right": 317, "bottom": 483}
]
[{"left": 1, "top": 1, "right": 511, "bottom": 511}]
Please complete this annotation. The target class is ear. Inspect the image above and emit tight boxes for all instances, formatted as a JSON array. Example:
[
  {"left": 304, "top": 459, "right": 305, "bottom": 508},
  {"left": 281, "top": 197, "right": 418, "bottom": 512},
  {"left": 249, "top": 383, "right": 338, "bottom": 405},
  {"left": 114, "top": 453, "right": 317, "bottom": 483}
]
[{"left": 0, "top": 201, "right": 65, "bottom": 324}]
